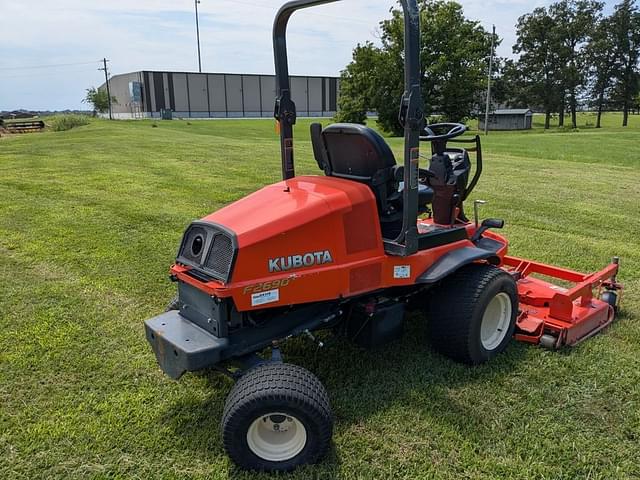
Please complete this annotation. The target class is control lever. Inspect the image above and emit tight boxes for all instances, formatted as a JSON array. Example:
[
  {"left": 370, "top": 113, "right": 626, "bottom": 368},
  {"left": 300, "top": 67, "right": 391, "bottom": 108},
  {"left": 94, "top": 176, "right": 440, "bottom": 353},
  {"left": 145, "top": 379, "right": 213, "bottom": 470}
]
[
  {"left": 450, "top": 193, "right": 461, "bottom": 224},
  {"left": 473, "top": 199, "right": 486, "bottom": 227},
  {"left": 470, "top": 218, "right": 504, "bottom": 243}
]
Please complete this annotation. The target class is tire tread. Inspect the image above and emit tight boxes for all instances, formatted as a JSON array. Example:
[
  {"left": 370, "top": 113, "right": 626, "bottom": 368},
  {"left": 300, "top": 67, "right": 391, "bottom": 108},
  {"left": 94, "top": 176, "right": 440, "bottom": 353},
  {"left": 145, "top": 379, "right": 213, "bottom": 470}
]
[
  {"left": 428, "top": 264, "right": 516, "bottom": 364},
  {"left": 221, "top": 363, "right": 332, "bottom": 471}
]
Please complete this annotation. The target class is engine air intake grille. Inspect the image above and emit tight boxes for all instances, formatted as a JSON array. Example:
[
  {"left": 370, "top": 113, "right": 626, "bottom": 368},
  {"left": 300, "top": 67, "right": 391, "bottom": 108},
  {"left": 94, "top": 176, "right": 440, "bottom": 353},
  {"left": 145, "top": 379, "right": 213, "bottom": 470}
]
[
  {"left": 180, "top": 226, "right": 207, "bottom": 264},
  {"left": 205, "top": 234, "right": 234, "bottom": 280},
  {"left": 176, "top": 222, "right": 237, "bottom": 283}
]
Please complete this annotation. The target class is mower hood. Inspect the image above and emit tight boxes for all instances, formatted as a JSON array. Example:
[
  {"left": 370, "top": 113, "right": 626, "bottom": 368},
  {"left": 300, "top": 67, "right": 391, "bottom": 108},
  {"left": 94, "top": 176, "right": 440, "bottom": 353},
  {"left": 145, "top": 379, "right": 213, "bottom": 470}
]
[{"left": 189, "top": 175, "right": 383, "bottom": 285}]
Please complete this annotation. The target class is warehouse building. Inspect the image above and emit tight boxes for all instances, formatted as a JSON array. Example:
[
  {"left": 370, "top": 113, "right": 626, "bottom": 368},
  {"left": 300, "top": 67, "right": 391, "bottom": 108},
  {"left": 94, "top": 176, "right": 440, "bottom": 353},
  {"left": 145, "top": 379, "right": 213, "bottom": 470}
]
[
  {"left": 478, "top": 108, "right": 534, "bottom": 131},
  {"left": 103, "top": 70, "right": 340, "bottom": 119}
]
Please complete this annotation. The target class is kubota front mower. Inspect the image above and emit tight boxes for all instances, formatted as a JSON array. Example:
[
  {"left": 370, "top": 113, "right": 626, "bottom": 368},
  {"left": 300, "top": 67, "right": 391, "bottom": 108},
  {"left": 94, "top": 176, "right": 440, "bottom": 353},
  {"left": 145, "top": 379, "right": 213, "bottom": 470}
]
[{"left": 144, "top": 0, "right": 622, "bottom": 471}]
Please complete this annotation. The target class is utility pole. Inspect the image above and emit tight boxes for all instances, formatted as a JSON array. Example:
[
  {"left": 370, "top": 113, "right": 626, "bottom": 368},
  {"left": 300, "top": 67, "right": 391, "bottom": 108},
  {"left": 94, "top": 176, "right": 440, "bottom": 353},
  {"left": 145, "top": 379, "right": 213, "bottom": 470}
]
[
  {"left": 99, "top": 58, "right": 113, "bottom": 120},
  {"left": 483, "top": 25, "right": 495, "bottom": 135},
  {"left": 195, "top": 0, "right": 202, "bottom": 73}
]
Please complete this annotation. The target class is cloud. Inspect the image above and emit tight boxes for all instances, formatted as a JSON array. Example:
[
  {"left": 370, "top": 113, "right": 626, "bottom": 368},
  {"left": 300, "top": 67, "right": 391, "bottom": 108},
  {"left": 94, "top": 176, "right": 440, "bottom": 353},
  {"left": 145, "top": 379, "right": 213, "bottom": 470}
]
[{"left": 1, "top": 0, "right": 600, "bottom": 110}]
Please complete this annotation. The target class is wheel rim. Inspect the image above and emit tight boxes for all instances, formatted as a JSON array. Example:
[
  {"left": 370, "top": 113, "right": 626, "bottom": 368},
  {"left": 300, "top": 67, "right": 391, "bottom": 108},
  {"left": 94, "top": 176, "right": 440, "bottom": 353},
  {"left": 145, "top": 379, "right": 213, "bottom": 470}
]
[
  {"left": 480, "top": 292, "right": 512, "bottom": 351},
  {"left": 246, "top": 412, "right": 307, "bottom": 462}
]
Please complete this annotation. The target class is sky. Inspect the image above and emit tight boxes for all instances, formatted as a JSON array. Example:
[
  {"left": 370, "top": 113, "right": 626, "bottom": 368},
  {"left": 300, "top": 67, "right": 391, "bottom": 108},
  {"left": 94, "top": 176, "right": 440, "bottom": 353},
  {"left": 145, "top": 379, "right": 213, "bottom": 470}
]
[{"left": 0, "top": 0, "right": 616, "bottom": 111}]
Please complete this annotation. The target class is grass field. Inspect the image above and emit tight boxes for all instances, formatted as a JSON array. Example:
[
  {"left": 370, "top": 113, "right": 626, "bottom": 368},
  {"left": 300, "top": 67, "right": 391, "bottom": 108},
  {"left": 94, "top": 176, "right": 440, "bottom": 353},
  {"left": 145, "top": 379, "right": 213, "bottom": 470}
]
[{"left": 1, "top": 113, "right": 639, "bottom": 479}]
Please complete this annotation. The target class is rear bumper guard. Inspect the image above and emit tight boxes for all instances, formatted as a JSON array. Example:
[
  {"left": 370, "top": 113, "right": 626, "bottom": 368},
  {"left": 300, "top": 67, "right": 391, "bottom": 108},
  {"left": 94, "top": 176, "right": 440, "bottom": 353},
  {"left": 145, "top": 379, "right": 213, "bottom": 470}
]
[{"left": 144, "top": 311, "right": 228, "bottom": 379}]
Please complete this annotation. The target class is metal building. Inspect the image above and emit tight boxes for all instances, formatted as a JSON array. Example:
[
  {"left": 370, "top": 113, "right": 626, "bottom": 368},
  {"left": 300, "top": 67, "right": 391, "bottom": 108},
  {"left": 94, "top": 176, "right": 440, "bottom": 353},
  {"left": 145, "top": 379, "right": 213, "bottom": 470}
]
[
  {"left": 103, "top": 71, "right": 340, "bottom": 119},
  {"left": 478, "top": 109, "right": 533, "bottom": 131}
]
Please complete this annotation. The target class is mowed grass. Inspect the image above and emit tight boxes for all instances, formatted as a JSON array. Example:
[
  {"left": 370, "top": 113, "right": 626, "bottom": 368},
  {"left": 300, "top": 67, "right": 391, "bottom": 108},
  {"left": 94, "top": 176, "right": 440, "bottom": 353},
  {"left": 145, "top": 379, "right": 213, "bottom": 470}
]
[{"left": 1, "top": 113, "right": 639, "bottom": 479}]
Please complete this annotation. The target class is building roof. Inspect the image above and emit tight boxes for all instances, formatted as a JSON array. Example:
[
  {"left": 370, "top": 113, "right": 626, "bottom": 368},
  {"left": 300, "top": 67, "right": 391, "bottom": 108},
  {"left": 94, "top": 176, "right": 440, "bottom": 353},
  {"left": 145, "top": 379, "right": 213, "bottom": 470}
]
[
  {"left": 492, "top": 109, "right": 533, "bottom": 116},
  {"left": 109, "top": 70, "right": 339, "bottom": 80}
]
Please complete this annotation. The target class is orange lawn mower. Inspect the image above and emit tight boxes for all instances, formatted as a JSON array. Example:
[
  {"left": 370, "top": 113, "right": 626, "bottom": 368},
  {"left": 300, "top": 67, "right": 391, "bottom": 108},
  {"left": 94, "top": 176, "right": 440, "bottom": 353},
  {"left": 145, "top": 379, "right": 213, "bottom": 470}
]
[{"left": 144, "top": 0, "right": 623, "bottom": 471}]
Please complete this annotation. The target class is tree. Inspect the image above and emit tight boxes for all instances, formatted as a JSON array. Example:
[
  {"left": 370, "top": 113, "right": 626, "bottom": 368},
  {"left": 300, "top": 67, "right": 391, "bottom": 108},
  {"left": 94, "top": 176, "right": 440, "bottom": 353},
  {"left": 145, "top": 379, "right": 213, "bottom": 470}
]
[
  {"left": 337, "top": 0, "right": 495, "bottom": 135},
  {"left": 513, "top": 7, "right": 564, "bottom": 129},
  {"left": 586, "top": 15, "right": 619, "bottom": 127},
  {"left": 549, "top": 0, "right": 603, "bottom": 128},
  {"left": 335, "top": 43, "right": 383, "bottom": 124},
  {"left": 491, "top": 58, "right": 524, "bottom": 107},
  {"left": 83, "top": 87, "right": 117, "bottom": 115},
  {"left": 417, "top": 1, "right": 496, "bottom": 125},
  {"left": 494, "top": 59, "right": 529, "bottom": 108},
  {"left": 610, "top": 0, "right": 640, "bottom": 126}
]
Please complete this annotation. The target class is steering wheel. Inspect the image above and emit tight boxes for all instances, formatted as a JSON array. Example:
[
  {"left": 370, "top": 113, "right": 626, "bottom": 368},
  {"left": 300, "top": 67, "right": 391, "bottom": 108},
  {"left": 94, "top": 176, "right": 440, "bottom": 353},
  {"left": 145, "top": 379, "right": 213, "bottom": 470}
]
[{"left": 420, "top": 123, "right": 467, "bottom": 142}]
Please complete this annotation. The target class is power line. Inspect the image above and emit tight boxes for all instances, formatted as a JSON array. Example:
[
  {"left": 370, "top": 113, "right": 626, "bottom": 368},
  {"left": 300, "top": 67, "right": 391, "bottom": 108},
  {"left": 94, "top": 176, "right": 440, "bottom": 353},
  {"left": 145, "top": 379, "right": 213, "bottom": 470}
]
[
  {"left": 98, "top": 58, "right": 113, "bottom": 120},
  {"left": 484, "top": 25, "right": 495, "bottom": 136},
  {"left": 0, "top": 60, "right": 100, "bottom": 71},
  {"left": 0, "top": 68, "right": 99, "bottom": 79}
]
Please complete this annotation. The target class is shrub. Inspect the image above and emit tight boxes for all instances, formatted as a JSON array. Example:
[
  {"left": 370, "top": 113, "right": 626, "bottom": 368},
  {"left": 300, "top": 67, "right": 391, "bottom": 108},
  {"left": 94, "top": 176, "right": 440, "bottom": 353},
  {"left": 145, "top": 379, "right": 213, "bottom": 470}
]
[{"left": 48, "top": 115, "right": 90, "bottom": 132}]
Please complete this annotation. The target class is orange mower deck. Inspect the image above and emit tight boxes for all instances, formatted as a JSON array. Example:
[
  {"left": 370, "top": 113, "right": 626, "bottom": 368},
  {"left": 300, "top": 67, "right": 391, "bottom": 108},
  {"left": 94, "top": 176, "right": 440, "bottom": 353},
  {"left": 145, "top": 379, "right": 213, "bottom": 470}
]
[{"left": 505, "top": 256, "right": 621, "bottom": 348}]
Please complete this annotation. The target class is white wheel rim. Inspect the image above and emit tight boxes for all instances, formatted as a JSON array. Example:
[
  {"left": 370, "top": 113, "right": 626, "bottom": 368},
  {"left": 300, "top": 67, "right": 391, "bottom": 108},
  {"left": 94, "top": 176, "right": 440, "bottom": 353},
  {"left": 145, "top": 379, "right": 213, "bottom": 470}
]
[
  {"left": 480, "top": 292, "right": 512, "bottom": 351},
  {"left": 246, "top": 412, "right": 307, "bottom": 462}
]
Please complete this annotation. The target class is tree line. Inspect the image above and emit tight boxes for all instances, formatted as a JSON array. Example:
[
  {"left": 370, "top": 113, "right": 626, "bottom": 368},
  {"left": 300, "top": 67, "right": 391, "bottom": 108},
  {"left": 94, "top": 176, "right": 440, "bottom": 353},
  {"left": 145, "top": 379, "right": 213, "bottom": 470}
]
[{"left": 336, "top": 0, "right": 640, "bottom": 134}]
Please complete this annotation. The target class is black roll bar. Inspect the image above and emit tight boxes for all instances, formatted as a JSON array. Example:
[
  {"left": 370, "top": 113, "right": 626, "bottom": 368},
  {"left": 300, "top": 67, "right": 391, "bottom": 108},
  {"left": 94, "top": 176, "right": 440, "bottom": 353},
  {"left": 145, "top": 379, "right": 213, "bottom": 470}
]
[
  {"left": 273, "top": 0, "right": 340, "bottom": 181},
  {"left": 273, "top": 0, "right": 423, "bottom": 256}
]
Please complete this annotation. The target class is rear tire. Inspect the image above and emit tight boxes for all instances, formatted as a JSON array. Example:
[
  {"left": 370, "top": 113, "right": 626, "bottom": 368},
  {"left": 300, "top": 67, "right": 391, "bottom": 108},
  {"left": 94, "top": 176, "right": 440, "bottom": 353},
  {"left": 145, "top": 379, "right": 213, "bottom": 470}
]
[
  {"left": 428, "top": 264, "right": 517, "bottom": 364},
  {"left": 221, "top": 363, "right": 333, "bottom": 471}
]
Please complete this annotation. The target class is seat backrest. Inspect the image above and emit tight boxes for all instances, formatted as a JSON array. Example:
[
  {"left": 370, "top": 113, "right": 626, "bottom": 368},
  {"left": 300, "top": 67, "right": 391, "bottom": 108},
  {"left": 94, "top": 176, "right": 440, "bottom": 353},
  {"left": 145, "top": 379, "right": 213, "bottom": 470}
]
[
  {"left": 310, "top": 122, "right": 330, "bottom": 174},
  {"left": 310, "top": 123, "right": 398, "bottom": 211},
  {"left": 321, "top": 123, "right": 397, "bottom": 179}
]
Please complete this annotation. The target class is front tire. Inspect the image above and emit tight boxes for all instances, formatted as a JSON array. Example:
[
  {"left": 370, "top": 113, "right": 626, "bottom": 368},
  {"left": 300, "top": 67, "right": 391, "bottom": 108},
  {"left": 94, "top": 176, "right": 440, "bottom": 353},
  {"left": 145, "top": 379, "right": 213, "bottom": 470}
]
[
  {"left": 221, "top": 363, "right": 333, "bottom": 471},
  {"left": 428, "top": 264, "right": 518, "bottom": 364}
]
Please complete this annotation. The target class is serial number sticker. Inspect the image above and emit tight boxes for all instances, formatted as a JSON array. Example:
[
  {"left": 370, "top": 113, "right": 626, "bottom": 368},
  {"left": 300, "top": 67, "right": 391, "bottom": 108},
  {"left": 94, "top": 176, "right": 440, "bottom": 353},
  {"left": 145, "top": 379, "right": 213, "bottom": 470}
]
[
  {"left": 251, "top": 289, "right": 279, "bottom": 307},
  {"left": 394, "top": 265, "right": 411, "bottom": 279}
]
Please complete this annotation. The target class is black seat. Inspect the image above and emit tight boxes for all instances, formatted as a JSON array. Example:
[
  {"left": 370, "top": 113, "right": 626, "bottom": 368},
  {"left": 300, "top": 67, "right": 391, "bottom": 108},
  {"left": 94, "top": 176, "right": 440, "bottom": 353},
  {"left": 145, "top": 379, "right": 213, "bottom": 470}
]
[
  {"left": 311, "top": 123, "right": 397, "bottom": 211},
  {"left": 398, "top": 182, "right": 434, "bottom": 205},
  {"left": 310, "top": 123, "right": 433, "bottom": 235}
]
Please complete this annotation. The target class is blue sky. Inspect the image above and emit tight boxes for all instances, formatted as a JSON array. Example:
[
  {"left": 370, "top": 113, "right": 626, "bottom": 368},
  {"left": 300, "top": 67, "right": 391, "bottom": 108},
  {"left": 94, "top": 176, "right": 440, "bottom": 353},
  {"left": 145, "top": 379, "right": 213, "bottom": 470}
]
[{"left": 0, "top": 0, "right": 616, "bottom": 111}]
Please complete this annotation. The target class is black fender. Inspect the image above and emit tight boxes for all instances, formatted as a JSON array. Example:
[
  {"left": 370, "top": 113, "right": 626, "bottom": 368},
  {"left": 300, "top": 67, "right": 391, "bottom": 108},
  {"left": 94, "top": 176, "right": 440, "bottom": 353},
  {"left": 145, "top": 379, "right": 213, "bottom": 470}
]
[{"left": 416, "top": 237, "right": 503, "bottom": 284}]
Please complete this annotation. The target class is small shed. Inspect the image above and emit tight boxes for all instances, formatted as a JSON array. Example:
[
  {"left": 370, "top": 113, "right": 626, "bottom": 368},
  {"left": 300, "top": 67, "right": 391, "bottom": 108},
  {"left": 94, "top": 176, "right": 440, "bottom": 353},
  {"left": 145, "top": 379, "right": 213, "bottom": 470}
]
[{"left": 479, "top": 109, "right": 533, "bottom": 131}]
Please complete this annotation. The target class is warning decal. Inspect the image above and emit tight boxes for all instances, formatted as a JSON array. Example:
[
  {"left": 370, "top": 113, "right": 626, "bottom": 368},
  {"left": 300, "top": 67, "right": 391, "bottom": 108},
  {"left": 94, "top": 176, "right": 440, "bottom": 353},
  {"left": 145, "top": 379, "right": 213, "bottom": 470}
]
[
  {"left": 394, "top": 265, "right": 411, "bottom": 279},
  {"left": 251, "top": 289, "right": 280, "bottom": 306}
]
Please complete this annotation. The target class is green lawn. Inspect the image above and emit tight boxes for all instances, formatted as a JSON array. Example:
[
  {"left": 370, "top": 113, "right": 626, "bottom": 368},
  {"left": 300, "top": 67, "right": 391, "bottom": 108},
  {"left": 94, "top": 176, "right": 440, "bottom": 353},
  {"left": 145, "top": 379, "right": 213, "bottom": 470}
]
[{"left": 1, "top": 113, "right": 639, "bottom": 479}]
